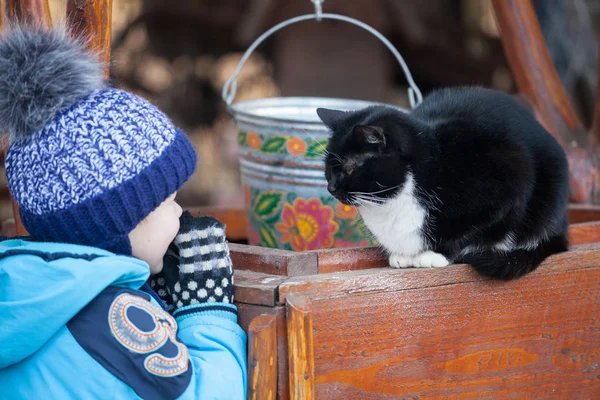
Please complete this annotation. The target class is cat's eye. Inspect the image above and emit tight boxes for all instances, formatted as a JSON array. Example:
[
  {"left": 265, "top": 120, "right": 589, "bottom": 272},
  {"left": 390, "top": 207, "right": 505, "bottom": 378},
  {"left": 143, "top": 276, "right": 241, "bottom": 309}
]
[{"left": 346, "top": 169, "right": 354, "bottom": 175}]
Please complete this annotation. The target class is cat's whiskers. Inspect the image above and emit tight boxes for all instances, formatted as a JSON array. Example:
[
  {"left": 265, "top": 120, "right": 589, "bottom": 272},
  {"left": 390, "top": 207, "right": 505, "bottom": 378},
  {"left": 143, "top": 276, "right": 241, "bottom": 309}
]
[
  {"left": 351, "top": 194, "right": 387, "bottom": 209},
  {"left": 349, "top": 184, "right": 402, "bottom": 196}
]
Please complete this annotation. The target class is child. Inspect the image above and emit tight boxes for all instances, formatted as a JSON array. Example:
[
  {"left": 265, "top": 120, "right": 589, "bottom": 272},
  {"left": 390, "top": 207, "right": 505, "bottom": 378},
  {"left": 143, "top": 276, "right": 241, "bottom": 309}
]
[{"left": 0, "top": 26, "right": 247, "bottom": 399}]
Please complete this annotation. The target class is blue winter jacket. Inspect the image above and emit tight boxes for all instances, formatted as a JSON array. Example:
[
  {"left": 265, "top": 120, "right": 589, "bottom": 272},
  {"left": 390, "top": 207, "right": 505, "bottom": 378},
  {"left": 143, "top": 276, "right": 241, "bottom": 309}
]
[{"left": 0, "top": 238, "right": 247, "bottom": 399}]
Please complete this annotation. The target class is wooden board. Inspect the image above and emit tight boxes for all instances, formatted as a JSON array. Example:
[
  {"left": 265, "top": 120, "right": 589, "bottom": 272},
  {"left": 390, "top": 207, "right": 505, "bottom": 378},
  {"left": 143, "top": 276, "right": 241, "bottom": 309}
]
[
  {"left": 237, "top": 304, "right": 290, "bottom": 400},
  {"left": 231, "top": 243, "right": 318, "bottom": 277},
  {"left": 234, "top": 269, "right": 285, "bottom": 307},
  {"left": 279, "top": 245, "right": 600, "bottom": 398}
]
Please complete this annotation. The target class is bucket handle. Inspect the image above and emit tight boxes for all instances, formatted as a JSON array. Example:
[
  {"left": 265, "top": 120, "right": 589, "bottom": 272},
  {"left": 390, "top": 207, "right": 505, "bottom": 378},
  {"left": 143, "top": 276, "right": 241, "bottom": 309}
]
[{"left": 221, "top": 12, "right": 423, "bottom": 108}]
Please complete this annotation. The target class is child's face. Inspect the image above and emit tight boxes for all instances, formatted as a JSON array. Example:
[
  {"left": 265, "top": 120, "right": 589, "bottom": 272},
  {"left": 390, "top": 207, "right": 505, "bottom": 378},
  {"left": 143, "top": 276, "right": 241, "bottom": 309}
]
[{"left": 128, "top": 193, "right": 183, "bottom": 275}]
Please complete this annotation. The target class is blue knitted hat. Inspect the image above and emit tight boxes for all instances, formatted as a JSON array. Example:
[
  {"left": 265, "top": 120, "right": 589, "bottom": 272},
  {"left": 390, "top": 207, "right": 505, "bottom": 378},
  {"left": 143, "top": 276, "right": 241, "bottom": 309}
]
[{"left": 0, "top": 26, "right": 197, "bottom": 254}]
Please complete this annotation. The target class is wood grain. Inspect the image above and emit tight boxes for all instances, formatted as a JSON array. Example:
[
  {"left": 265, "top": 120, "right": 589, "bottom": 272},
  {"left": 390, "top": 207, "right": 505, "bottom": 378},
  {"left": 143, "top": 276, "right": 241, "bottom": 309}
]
[
  {"left": 5, "top": 0, "right": 51, "bottom": 25},
  {"left": 230, "top": 243, "right": 318, "bottom": 277},
  {"left": 66, "top": 0, "right": 112, "bottom": 78},
  {"left": 234, "top": 269, "right": 286, "bottom": 307},
  {"left": 279, "top": 243, "right": 600, "bottom": 304},
  {"left": 287, "top": 295, "right": 315, "bottom": 400},
  {"left": 279, "top": 247, "right": 600, "bottom": 398},
  {"left": 315, "top": 246, "right": 388, "bottom": 274},
  {"left": 248, "top": 314, "right": 278, "bottom": 400},
  {"left": 568, "top": 204, "right": 600, "bottom": 224},
  {"left": 570, "top": 221, "right": 600, "bottom": 246},
  {"left": 307, "top": 265, "right": 600, "bottom": 398},
  {"left": 236, "top": 304, "right": 289, "bottom": 400}
]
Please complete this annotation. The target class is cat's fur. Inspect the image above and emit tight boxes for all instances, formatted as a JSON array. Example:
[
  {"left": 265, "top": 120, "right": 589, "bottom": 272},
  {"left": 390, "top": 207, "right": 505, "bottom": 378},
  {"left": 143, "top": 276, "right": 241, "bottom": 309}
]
[{"left": 317, "top": 87, "right": 570, "bottom": 280}]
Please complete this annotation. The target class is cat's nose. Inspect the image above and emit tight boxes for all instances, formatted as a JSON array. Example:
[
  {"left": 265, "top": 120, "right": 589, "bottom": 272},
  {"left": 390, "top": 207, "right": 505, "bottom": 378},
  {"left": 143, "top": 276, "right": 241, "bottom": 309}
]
[{"left": 327, "top": 182, "right": 338, "bottom": 194}]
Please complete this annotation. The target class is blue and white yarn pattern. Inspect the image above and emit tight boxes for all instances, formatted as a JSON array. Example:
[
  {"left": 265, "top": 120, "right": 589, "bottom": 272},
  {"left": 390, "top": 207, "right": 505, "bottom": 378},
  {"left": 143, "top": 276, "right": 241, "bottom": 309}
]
[
  {"left": 0, "top": 26, "right": 197, "bottom": 254},
  {"left": 7, "top": 89, "right": 176, "bottom": 215},
  {"left": 5, "top": 88, "right": 197, "bottom": 254}
]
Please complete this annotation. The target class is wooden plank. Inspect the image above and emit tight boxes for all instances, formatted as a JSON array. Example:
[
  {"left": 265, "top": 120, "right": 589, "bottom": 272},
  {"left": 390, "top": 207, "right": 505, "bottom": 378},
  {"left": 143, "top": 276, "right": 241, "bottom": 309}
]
[
  {"left": 5, "top": 0, "right": 51, "bottom": 25},
  {"left": 307, "top": 264, "right": 600, "bottom": 398},
  {"left": 286, "top": 295, "right": 315, "bottom": 400},
  {"left": 188, "top": 207, "right": 248, "bottom": 241},
  {"left": 315, "top": 246, "right": 387, "bottom": 274},
  {"left": 248, "top": 314, "right": 278, "bottom": 400},
  {"left": 568, "top": 204, "right": 600, "bottom": 224},
  {"left": 279, "top": 243, "right": 600, "bottom": 304},
  {"left": 66, "top": 0, "right": 112, "bottom": 78},
  {"left": 236, "top": 304, "right": 289, "bottom": 400},
  {"left": 230, "top": 243, "right": 318, "bottom": 277},
  {"left": 0, "top": 0, "right": 5, "bottom": 32},
  {"left": 570, "top": 221, "right": 600, "bottom": 246},
  {"left": 234, "top": 269, "right": 286, "bottom": 307}
]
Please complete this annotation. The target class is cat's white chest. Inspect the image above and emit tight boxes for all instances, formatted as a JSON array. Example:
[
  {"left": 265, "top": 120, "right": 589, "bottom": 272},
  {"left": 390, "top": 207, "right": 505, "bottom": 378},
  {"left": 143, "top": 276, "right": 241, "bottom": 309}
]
[{"left": 358, "top": 173, "right": 427, "bottom": 256}]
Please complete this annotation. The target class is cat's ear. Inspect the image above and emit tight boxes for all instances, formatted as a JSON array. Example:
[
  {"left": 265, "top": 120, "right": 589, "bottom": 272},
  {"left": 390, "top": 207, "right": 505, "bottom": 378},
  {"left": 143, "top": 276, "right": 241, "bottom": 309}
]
[
  {"left": 354, "top": 125, "right": 386, "bottom": 147},
  {"left": 317, "top": 108, "right": 346, "bottom": 129}
]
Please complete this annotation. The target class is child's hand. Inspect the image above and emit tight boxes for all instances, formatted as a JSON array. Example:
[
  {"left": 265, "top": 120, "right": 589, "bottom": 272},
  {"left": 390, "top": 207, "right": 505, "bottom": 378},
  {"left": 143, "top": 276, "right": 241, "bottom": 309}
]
[{"left": 150, "top": 211, "right": 234, "bottom": 312}]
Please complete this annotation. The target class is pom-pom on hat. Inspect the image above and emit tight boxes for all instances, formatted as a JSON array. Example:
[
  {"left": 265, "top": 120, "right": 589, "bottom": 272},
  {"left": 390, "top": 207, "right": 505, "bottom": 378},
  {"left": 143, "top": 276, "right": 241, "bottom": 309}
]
[{"left": 0, "top": 25, "right": 197, "bottom": 254}]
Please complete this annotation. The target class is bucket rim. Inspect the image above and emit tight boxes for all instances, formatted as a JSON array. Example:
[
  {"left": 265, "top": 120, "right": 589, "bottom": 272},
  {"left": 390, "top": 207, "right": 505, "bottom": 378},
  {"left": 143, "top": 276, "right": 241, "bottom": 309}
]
[{"left": 228, "top": 96, "right": 406, "bottom": 125}]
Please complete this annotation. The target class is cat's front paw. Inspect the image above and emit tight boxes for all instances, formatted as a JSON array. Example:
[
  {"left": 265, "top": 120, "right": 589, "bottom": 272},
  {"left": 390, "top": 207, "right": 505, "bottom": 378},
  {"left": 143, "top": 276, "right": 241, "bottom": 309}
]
[
  {"left": 413, "top": 251, "right": 449, "bottom": 268},
  {"left": 388, "top": 251, "right": 450, "bottom": 269},
  {"left": 389, "top": 254, "right": 413, "bottom": 268}
]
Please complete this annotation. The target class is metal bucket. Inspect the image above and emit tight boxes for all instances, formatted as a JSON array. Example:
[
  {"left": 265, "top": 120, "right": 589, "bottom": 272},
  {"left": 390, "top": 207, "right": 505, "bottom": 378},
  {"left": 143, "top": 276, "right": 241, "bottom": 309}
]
[{"left": 222, "top": 11, "right": 422, "bottom": 251}]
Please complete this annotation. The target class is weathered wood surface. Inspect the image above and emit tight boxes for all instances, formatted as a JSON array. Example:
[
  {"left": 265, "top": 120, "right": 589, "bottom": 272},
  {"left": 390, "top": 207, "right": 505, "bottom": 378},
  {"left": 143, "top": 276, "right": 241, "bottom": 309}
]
[
  {"left": 493, "top": 0, "right": 600, "bottom": 204},
  {"left": 66, "top": 0, "right": 112, "bottom": 78},
  {"left": 237, "top": 304, "right": 289, "bottom": 400},
  {"left": 248, "top": 314, "right": 278, "bottom": 400},
  {"left": 234, "top": 269, "right": 286, "bottom": 307},
  {"left": 286, "top": 295, "right": 315, "bottom": 400},
  {"left": 5, "top": 0, "right": 51, "bottom": 25},
  {"left": 230, "top": 243, "right": 318, "bottom": 277},
  {"left": 280, "top": 245, "right": 600, "bottom": 399}
]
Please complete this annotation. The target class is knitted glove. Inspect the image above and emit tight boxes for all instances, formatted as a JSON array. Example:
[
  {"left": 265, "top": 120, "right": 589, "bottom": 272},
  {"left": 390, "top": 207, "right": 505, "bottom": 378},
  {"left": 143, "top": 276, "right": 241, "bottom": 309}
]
[{"left": 150, "top": 211, "right": 235, "bottom": 313}]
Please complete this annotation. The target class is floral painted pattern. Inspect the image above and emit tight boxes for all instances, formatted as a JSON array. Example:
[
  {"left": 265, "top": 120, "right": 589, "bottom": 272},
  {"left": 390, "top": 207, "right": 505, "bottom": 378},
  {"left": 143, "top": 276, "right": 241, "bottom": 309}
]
[
  {"left": 244, "top": 184, "right": 377, "bottom": 250},
  {"left": 275, "top": 199, "right": 339, "bottom": 251},
  {"left": 238, "top": 130, "right": 328, "bottom": 158},
  {"left": 287, "top": 137, "right": 307, "bottom": 156},
  {"left": 335, "top": 202, "right": 358, "bottom": 220},
  {"left": 247, "top": 132, "right": 261, "bottom": 150}
]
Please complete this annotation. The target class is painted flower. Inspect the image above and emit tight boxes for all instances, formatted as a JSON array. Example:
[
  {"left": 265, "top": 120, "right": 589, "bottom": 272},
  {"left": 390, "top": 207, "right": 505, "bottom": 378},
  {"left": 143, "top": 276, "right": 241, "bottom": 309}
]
[
  {"left": 248, "top": 132, "right": 261, "bottom": 150},
  {"left": 287, "top": 137, "right": 307, "bottom": 156},
  {"left": 275, "top": 198, "right": 339, "bottom": 251},
  {"left": 335, "top": 202, "right": 358, "bottom": 220},
  {"left": 334, "top": 239, "right": 370, "bottom": 248}
]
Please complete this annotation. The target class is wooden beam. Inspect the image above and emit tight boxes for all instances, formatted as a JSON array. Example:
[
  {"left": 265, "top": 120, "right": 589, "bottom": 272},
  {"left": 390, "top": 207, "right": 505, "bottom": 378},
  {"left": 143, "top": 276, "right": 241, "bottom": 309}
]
[
  {"left": 286, "top": 294, "right": 315, "bottom": 400},
  {"left": 5, "top": 0, "right": 51, "bottom": 26},
  {"left": 247, "top": 314, "right": 278, "bottom": 400},
  {"left": 66, "top": 0, "right": 112, "bottom": 78}
]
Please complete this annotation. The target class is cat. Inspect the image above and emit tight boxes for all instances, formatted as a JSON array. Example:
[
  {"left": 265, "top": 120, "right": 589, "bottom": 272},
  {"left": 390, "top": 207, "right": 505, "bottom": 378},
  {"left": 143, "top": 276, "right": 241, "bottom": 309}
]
[{"left": 317, "top": 87, "right": 570, "bottom": 280}]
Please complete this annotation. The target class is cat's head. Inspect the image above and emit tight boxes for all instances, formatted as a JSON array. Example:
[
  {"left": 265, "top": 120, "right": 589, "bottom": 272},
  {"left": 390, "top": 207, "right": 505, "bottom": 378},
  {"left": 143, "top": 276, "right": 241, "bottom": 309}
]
[{"left": 317, "top": 105, "right": 418, "bottom": 206}]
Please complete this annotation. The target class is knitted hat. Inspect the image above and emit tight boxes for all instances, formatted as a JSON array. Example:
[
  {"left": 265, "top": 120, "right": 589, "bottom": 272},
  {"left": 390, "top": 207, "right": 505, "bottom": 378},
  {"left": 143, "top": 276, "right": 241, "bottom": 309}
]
[{"left": 0, "top": 26, "right": 197, "bottom": 254}]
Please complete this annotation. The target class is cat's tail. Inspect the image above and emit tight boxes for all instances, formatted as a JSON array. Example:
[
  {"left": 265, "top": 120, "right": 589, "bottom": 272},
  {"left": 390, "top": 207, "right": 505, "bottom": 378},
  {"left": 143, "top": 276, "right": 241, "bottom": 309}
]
[{"left": 457, "top": 235, "right": 568, "bottom": 280}]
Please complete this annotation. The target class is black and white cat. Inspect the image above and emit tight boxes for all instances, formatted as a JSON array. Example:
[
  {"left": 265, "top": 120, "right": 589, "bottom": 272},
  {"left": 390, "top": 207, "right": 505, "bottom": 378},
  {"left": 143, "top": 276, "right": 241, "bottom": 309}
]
[{"left": 317, "top": 87, "right": 570, "bottom": 280}]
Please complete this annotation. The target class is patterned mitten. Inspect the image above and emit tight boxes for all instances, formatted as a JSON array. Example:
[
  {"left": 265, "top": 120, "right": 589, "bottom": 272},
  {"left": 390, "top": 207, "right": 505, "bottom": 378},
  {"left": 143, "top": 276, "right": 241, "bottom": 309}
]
[{"left": 150, "top": 211, "right": 235, "bottom": 314}]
